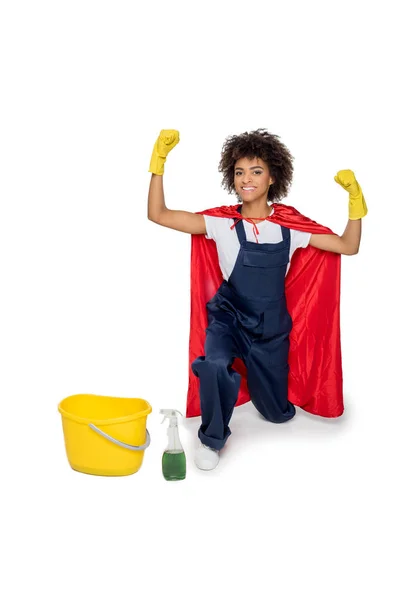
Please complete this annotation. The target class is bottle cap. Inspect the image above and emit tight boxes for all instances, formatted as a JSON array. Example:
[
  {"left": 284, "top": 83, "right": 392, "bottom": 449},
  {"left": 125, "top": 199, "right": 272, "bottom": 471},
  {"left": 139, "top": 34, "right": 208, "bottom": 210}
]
[{"left": 160, "top": 409, "right": 183, "bottom": 424}]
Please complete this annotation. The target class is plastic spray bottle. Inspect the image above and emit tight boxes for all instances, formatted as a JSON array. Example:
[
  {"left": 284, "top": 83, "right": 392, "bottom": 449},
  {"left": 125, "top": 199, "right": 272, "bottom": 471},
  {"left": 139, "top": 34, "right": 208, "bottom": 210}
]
[{"left": 160, "top": 409, "right": 186, "bottom": 481}]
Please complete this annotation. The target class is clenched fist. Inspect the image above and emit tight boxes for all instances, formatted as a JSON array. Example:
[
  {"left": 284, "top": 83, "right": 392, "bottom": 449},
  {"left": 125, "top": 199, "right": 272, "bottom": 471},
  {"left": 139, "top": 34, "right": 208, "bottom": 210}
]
[
  {"left": 149, "top": 129, "right": 180, "bottom": 175},
  {"left": 334, "top": 169, "right": 368, "bottom": 220}
]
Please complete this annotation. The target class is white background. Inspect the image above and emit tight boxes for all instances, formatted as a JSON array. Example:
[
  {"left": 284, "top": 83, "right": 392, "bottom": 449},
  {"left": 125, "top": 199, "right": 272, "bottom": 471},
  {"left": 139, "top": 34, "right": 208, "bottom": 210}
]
[{"left": 1, "top": 0, "right": 399, "bottom": 598}]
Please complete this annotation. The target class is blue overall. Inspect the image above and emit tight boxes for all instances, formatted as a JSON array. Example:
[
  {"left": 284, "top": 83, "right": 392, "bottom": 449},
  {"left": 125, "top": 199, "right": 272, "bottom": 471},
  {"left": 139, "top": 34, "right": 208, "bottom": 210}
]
[{"left": 191, "top": 205, "right": 296, "bottom": 450}]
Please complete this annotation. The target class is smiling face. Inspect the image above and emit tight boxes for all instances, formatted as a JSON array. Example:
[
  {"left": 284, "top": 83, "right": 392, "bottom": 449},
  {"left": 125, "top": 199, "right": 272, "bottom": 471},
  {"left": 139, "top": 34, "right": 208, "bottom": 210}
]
[{"left": 234, "top": 156, "right": 274, "bottom": 203}]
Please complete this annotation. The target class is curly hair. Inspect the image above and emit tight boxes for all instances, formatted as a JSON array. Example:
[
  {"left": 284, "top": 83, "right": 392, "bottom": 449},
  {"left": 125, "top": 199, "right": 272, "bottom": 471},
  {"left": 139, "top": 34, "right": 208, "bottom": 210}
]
[{"left": 218, "top": 128, "right": 294, "bottom": 203}]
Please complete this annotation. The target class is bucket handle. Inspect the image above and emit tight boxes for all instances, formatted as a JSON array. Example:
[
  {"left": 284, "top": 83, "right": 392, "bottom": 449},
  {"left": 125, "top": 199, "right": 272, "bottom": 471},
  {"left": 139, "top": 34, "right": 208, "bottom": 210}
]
[{"left": 89, "top": 424, "right": 151, "bottom": 451}]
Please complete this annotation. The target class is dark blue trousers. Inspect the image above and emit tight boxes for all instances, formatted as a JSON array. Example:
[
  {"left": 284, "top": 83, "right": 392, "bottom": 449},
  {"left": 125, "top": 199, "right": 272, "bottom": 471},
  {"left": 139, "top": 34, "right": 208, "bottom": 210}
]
[{"left": 192, "top": 307, "right": 295, "bottom": 450}]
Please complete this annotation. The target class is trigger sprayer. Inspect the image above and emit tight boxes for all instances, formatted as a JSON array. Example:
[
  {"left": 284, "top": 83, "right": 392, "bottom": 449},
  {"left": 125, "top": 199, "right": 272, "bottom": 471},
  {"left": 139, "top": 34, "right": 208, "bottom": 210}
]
[{"left": 160, "top": 409, "right": 186, "bottom": 481}]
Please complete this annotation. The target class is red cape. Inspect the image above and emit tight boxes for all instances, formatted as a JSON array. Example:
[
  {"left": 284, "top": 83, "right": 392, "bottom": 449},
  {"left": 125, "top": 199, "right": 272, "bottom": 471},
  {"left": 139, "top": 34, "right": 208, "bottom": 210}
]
[{"left": 186, "top": 203, "right": 343, "bottom": 418}]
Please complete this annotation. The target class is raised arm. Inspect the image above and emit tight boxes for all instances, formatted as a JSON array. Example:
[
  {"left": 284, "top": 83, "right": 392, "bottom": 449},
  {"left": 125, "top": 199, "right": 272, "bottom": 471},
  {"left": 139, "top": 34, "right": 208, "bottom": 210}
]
[
  {"left": 147, "top": 130, "right": 206, "bottom": 235},
  {"left": 309, "top": 170, "right": 367, "bottom": 255}
]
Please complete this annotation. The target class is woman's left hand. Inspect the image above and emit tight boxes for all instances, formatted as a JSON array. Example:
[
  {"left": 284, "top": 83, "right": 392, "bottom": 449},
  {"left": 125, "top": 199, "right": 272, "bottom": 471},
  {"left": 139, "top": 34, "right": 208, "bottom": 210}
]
[{"left": 334, "top": 169, "right": 368, "bottom": 220}]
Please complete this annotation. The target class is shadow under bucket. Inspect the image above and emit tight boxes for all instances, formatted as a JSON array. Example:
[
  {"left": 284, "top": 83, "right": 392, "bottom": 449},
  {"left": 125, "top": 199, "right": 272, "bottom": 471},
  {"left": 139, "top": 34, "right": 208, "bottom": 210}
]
[{"left": 58, "top": 394, "right": 152, "bottom": 476}]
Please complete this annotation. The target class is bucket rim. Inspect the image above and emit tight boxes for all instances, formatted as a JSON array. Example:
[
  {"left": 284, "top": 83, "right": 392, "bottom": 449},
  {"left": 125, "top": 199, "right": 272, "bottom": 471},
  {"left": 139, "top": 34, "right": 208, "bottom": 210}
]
[{"left": 58, "top": 394, "right": 152, "bottom": 426}]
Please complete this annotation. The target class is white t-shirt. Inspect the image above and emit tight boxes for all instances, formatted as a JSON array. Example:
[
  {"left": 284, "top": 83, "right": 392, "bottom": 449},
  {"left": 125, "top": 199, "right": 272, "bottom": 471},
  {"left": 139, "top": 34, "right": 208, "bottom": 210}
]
[{"left": 204, "top": 207, "right": 312, "bottom": 281}]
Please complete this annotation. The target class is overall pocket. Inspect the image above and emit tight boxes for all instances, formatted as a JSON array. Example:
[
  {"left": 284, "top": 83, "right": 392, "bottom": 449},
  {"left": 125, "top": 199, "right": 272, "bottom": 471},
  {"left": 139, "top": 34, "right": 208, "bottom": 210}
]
[{"left": 241, "top": 249, "right": 288, "bottom": 299}]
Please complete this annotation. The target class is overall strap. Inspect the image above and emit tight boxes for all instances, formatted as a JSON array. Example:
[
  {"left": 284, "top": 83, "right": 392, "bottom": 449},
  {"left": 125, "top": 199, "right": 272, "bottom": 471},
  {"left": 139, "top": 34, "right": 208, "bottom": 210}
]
[
  {"left": 234, "top": 209, "right": 247, "bottom": 244},
  {"left": 281, "top": 225, "right": 290, "bottom": 241}
]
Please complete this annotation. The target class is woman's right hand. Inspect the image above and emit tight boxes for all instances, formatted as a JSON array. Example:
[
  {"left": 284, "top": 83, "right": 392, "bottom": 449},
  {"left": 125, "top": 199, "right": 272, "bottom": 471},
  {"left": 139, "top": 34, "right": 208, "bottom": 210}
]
[{"left": 148, "top": 129, "right": 180, "bottom": 175}]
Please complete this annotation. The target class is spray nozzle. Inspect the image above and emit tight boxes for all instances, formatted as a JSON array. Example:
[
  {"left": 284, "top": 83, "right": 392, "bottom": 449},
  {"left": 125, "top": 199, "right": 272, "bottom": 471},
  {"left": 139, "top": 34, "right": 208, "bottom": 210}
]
[{"left": 160, "top": 409, "right": 183, "bottom": 425}]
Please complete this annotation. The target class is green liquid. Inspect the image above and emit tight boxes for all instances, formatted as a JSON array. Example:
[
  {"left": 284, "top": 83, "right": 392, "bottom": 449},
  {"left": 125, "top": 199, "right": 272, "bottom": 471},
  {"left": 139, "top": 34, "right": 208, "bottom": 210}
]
[{"left": 162, "top": 451, "right": 186, "bottom": 481}]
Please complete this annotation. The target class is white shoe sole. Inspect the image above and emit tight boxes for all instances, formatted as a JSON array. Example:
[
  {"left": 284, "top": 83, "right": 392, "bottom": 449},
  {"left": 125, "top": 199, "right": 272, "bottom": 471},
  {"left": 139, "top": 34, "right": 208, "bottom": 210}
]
[{"left": 195, "top": 444, "right": 220, "bottom": 470}]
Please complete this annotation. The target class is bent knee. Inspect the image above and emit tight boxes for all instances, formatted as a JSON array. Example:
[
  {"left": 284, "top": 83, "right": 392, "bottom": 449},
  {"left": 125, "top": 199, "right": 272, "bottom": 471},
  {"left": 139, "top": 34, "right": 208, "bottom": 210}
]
[{"left": 192, "top": 354, "right": 233, "bottom": 375}]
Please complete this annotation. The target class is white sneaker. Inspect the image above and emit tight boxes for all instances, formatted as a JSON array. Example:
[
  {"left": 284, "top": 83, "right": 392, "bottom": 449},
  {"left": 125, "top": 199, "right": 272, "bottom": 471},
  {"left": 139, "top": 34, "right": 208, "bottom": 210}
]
[{"left": 194, "top": 442, "right": 220, "bottom": 470}]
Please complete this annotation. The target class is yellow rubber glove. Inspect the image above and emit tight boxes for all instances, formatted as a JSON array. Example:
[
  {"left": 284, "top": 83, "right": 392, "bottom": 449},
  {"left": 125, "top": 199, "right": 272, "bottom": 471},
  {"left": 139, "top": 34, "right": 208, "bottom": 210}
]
[
  {"left": 148, "top": 129, "right": 180, "bottom": 175},
  {"left": 334, "top": 169, "right": 368, "bottom": 219}
]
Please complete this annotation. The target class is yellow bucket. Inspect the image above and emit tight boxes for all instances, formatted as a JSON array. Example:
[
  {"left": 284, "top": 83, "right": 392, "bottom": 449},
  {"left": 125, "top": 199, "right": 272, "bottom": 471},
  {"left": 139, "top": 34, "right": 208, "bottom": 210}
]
[{"left": 58, "top": 394, "right": 152, "bottom": 476}]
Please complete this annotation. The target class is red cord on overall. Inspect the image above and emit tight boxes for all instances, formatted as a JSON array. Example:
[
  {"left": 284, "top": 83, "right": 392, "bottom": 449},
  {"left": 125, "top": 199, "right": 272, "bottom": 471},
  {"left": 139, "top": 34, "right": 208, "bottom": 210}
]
[{"left": 230, "top": 215, "right": 267, "bottom": 244}]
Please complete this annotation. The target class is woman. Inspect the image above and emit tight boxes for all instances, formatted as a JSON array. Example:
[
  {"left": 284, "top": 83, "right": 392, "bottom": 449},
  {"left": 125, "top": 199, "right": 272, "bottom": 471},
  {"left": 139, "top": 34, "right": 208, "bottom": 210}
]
[{"left": 147, "top": 128, "right": 367, "bottom": 470}]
